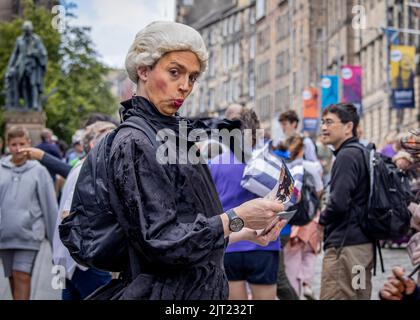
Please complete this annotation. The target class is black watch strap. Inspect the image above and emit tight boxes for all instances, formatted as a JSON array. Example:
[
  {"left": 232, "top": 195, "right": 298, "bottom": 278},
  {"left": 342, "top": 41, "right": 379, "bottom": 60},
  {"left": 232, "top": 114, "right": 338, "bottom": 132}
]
[
  {"left": 226, "top": 209, "right": 244, "bottom": 232},
  {"left": 226, "top": 209, "right": 238, "bottom": 222}
]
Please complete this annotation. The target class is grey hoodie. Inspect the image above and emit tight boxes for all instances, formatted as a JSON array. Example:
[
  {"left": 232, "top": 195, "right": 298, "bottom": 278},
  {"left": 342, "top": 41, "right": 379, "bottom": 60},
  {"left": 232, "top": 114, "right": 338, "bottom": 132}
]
[{"left": 0, "top": 156, "right": 58, "bottom": 251}]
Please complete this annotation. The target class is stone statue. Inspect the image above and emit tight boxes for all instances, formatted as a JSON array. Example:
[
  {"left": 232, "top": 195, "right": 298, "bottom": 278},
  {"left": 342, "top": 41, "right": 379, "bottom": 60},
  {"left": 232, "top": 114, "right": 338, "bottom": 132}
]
[{"left": 5, "top": 20, "right": 48, "bottom": 110}]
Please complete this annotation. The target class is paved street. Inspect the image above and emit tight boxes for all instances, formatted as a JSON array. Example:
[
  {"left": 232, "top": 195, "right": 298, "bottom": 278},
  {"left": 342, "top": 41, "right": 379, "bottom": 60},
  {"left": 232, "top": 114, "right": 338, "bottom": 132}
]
[{"left": 0, "top": 240, "right": 415, "bottom": 300}]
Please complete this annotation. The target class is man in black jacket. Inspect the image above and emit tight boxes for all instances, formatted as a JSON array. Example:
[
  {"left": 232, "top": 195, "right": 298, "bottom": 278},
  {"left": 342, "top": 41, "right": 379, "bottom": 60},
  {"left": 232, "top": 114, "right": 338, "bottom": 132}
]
[{"left": 319, "top": 103, "right": 374, "bottom": 300}]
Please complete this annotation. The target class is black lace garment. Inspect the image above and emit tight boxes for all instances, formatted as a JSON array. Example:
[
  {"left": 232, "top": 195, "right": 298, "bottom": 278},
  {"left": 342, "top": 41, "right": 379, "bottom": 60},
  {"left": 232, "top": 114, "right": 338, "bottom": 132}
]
[{"left": 108, "top": 96, "right": 228, "bottom": 300}]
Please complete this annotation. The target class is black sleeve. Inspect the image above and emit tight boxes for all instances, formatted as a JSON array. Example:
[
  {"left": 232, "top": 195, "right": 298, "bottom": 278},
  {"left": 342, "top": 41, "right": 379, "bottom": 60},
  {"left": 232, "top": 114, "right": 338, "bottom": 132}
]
[
  {"left": 319, "top": 150, "right": 360, "bottom": 226},
  {"left": 111, "top": 134, "right": 225, "bottom": 269},
  {"left": 402, "top": 286, "right": 420, "bottom": 301},
  {"left": 40, "top": 153, "right": 72, "bottom": 178}
]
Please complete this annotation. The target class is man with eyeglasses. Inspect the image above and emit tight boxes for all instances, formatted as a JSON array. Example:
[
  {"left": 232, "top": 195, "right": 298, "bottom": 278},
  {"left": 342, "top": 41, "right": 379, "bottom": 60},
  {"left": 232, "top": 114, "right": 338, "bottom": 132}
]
[{"left": 318, "top": 103, "right": 374, "bottom": 300}]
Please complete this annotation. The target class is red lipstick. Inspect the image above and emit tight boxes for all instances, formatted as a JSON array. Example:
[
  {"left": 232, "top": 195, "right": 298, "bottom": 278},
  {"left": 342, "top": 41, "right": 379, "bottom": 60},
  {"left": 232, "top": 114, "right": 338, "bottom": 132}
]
[{"left": 173, "top": 99, "right": 184, "bottom": 108}]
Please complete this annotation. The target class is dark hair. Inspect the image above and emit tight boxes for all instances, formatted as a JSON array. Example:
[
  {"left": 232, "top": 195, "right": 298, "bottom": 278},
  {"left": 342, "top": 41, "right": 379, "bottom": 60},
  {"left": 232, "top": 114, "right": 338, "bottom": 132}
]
[
  {"left": 56, "top": 139, "right": 69, "bottom": 156},
  {"left": 322, "top": 103, "right": 359, "bottom": 137},
  {"left": 240, "top": 108, "right": 260, "bottom": 148},
  {"left": 279, "top": 110, "right": 299, "bottom": 124}
]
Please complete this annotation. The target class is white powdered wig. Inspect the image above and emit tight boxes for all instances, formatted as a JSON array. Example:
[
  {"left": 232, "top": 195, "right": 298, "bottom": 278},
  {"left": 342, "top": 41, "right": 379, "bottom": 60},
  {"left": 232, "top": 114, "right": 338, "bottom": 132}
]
[{"left": 125, "top": 21, "right": 208, "bottom": 84}]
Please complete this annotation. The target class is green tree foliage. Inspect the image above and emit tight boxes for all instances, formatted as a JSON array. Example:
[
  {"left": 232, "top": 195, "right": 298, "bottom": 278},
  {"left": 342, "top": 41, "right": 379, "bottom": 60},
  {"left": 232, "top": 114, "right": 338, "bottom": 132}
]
[{"left": 0, "top": 0, "right": 117, "bottom": 143}]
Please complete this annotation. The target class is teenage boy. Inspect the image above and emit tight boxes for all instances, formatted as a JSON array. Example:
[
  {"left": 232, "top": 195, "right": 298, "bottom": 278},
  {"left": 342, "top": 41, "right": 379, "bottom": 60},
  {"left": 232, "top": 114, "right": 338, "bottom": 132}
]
[{"left": 0, "top": 126, "right": 58, "bottom": 300}]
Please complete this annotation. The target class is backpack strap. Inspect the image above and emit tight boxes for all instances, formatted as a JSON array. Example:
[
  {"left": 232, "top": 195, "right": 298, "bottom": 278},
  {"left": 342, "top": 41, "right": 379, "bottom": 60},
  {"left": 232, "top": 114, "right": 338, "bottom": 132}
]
[
  {"left": 109, "top": 116, "right": 160, "bottom": 281},
  {"left": 373, "top": 240, "right": 385, "bottom": 276},
  {"left": 345, "top": 142, "right": 374, "bottom": 204},
  {"left": 119, "top": 116, "right": 160, "bottom": 149}
]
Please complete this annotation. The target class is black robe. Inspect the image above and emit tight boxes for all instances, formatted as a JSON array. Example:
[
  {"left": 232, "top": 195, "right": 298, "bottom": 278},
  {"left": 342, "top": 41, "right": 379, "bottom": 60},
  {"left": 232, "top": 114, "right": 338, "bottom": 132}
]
[{"left": 108, "top": 96, "right": 228, "bottom": 300}]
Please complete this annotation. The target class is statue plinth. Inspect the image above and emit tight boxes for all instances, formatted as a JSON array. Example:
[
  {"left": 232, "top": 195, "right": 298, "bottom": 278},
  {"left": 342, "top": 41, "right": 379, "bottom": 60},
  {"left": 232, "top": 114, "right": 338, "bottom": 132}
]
[{"left": 5, "top": 109, "right": 46, "bottom": 146}]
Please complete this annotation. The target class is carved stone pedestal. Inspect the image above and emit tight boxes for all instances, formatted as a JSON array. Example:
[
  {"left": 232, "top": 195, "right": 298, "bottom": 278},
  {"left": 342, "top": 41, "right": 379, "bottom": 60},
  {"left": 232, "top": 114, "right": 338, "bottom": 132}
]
[{"left": 4, "top": 109, "right": 46, "bottom": 146}]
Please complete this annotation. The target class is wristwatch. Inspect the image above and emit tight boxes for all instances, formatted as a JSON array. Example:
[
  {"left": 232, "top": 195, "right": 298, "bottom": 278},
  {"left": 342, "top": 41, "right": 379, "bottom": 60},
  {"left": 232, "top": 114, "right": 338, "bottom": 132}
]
[{"left": 226, "top": 209, "right": 245, "bottom": 232}]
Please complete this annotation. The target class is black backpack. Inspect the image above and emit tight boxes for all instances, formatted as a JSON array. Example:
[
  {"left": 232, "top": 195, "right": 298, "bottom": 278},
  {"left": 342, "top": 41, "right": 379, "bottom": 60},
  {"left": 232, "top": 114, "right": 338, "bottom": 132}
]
[
  {"left": 59, "top": 117, "right": 157, "bottom": 272},
  {"left": 346, "top": 143, "right": 412, "bottom": 241},
  {"left": 288, "top": 170, "right": 320, "bottom": 226},
  {"left": 338, "top": 142, "right": 413, "bottom": 274}
]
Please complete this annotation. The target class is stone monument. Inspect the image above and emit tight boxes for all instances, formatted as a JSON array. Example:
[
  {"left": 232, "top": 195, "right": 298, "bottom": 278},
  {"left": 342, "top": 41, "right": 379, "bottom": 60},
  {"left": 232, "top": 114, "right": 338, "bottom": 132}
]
[{"left": 3, "top": 20, "right": 48, "bottom": 145}]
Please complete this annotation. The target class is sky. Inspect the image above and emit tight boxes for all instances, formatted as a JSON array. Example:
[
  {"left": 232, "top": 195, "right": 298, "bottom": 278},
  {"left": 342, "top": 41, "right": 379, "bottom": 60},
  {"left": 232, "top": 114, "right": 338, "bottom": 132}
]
[{"left": 70, "top": 0, "right": 175, "bottom": 69}]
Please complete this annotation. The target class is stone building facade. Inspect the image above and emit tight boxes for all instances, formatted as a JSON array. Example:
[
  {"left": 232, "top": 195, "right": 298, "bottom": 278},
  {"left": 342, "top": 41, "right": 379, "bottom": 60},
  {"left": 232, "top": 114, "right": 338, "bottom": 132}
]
[
  {"left": 177, "top": 0, "right": 420, "bottom": 145},
  {"left": 325, "top": 0, "right": 420, "bottom": 145},
  {"left": 0, "top": 0, "right": 57, "bottom": 22},
  {"left": 178, "top": 0, "right": 257, "bottom": 119}
]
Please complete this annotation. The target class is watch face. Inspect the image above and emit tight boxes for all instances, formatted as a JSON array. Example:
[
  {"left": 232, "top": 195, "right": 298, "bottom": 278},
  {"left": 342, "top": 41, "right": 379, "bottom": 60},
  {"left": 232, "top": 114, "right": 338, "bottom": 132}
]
[{"left": 230, "top": 218, "right": 244, "bottom": 232}]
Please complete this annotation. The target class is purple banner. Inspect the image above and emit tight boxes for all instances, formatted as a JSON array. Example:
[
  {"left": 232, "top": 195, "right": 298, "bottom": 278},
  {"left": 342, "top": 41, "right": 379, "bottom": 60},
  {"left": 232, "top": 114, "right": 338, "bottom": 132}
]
[{"left": 341, "top": 66, "right": 363, "bottom": 115}]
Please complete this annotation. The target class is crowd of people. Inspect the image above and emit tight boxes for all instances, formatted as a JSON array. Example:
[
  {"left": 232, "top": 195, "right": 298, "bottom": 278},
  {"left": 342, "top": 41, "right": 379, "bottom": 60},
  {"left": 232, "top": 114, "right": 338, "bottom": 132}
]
[{"left": 0, "top": 21, "right": 419, "bottom": 301}]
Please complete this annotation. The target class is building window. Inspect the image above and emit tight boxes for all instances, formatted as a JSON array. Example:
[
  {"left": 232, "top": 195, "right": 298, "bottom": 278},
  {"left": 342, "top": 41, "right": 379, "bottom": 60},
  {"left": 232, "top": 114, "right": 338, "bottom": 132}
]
[
  {"left": 378, "top": 38, "right": 383, "bottom": 84},
  {"left": 228, "top": 78, "right": 234, "bottom": 103},
  {"left": 275, "top": 87, "right": 290, "bottom": 112},
  {"left": 257, "top": 26, "right": 270, "bottom": 53},
  {"left": 228, "top": 43, "right": 234, "bottom": 68},
  {"left": 293, "top": 72, "right": 299, "bottom": 95},
  {"left": 229, "top": 15, "right": 235, "bottom": 34},
  {"left": 276, "top": 14, "right": 289, "bottom": 41},
  {"left": 222, "top": 45, "right": 227, "bottom": 69},
  {"left": 209, "top": 28, "right": 216, "bottom": 45},
  {"left": 208, "top": 89, "right": 215, "bottom": 111},
  {"left": 208, "top": 52, "right": 215, "bottom": 77},
  {"left": 235, "top": 13, "right": 241, "bottom": 32},
  {"left": 316, "top": 27, "right": 323, "bottom": 41},
  {"left": 249, "top": 71, "right": 255, "bottom": 98},
  {"left": 256, "top": 0, "right": 266, "bottom": 21},
  {"left": 199, "top": 89, "right": 205, "bottom": 113},
  {"left": 218, "top": 83, "right": 224, "bottom": 104},
  {"left": 234, "top": 42, "right": 240, "bottom": 66},
  {"left": 257, "top": 61, "right": 270, "bottom": 88},
  {"left": 258, "top": 95, "right": 272, "bottom": 120},
  {"left": 250, "top": 6, "right": 256, "bottom": 25},
  {"left": 224, "top": 80, "right": 229, "bottom": 103},
  {"left": 233, "top": 77, "right": 241, "bottom": 102},
  {"left": 249, "top": 35, "right": 256, "bottom": 59},
  {"left": 223, "top": 19, "right": 228, "bottom": 36},
  {"left": 276, "top": 51, "right": 289, "bottom": 78},
  {"left": 186, "top": 93, "right": 194, "bottom": 115}
]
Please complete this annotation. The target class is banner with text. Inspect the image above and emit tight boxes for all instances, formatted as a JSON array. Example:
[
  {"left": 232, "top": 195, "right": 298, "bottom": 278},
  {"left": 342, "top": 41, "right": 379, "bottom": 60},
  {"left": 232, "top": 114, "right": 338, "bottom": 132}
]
[
  {"left": 321, "top": 75, "right": 339, "bottom": 110},
  {"left": 341, "top": 65, "right": 363, "bottom": 115},
  {"left": 391, "top": 45, "right": 416, "bottom": 109},
  {"left": 302, "top": 87, "right": 319, "bottom": 132}
]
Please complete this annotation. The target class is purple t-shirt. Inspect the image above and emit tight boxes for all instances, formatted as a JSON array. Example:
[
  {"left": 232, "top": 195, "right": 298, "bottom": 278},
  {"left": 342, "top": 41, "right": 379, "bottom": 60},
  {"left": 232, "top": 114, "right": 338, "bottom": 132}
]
[
  {"left": 209, "top": 151, "right": 280, "bottom": 253},
  {"left": 380, "top": 144, "right": 397, "bottom": 158}
]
